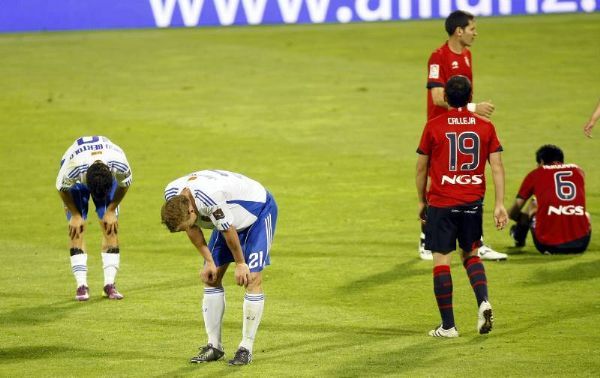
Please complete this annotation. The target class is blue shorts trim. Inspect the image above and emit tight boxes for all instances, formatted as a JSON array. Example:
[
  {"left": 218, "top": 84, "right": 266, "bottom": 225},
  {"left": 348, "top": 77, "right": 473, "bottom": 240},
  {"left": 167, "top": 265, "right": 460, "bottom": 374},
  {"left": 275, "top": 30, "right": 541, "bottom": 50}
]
[
  {"left": 208, "top": 192, "right": 277, "bottom": 272},
  {"left": 65, "top": 179, "right": 118, "bottom": 220}
]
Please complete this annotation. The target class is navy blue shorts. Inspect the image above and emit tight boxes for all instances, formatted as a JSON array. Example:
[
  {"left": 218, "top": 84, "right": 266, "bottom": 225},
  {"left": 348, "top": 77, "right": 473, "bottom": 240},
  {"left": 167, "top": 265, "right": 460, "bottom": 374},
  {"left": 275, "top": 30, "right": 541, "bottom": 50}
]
[
  {"left": 208, "top": 192, "right": 278, "bottom": 272},
  {"left": 65, "top": 179, "right": 118, "bottom": 220},
  {"left": 425, "top": 203, "right": 483, "bottom": 253}
]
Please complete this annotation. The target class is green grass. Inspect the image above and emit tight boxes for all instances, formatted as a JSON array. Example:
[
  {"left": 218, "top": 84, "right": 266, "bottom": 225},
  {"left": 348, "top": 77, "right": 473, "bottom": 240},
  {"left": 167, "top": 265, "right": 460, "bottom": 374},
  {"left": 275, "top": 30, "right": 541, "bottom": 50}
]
[{"left": 1, "top": 13, "right": 600, "bottom": 376}]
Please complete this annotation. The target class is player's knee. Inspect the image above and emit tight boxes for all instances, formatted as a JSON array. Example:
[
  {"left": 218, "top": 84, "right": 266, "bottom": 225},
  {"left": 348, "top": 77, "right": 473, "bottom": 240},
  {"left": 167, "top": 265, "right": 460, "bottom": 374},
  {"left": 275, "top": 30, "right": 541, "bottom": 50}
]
[{"left": 246, "top": 273, "right": 262, "bottom": 292}]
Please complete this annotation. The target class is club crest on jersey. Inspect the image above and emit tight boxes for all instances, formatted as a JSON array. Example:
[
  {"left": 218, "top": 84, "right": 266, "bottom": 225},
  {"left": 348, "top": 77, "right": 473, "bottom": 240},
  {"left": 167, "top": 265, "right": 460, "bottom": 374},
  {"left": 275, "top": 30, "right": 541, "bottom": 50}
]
[
  {"left": 429, "top": 64, "right": 440, "bottom": 79},
  {"left": 212, "top": 208, "right": 226, "bottom": 220},
  {"left": 441, "top": 174, "right": 483, "bottom": 185},
  {"left": 451, "top": 61, "right": 459, "bottom": 69}
]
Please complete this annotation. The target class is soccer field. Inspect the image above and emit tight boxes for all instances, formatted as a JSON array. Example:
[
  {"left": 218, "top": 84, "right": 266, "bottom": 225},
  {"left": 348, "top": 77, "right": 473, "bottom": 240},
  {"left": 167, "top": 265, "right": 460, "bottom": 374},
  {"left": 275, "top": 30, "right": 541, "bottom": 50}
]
[{"left": 1, "top": 13, "right": 599, "bottom": 376}]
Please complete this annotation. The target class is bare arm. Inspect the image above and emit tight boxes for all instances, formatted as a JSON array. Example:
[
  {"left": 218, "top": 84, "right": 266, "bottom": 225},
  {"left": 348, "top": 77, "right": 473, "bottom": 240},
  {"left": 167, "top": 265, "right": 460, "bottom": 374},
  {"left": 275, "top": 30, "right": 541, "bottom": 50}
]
[
  {"left": 186, "top": 225, "right": 219, "bottom": 284},
  {"left": 431, "top": 87, "right": 495, "bottom": 118},
  {"left": 103, "top": 186, "right": 129, "bottom": 235},
  {"left": 508, "top": 198, "right": 526, "bottom": 222},
  {"left": 489, "top": 152, "right": 507, "bottom": 229},
  {"left": 416, "top": 153, "right": 429, "bottom": 223},
  {"left": 186, "top": 225, "right": 213, "bottom": 262},
  {"left": 221, "top": 227, "right": 250, "bottom": 287},
  {"left": 584, "top": 100, "right": 600, "bottom": 138},
  {"left": 59, "top": 190, "right": 85, "bottom": 240}
]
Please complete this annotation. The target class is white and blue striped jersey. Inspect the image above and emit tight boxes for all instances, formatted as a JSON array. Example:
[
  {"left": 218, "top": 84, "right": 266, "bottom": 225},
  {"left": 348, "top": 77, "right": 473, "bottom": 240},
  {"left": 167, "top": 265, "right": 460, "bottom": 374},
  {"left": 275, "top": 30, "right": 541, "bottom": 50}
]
[
  {"left": 56, "top": 136, "right": 132, "bottom": 191},
  {"left": 164, "top": 170, "right": 267, "bottom": 232}
]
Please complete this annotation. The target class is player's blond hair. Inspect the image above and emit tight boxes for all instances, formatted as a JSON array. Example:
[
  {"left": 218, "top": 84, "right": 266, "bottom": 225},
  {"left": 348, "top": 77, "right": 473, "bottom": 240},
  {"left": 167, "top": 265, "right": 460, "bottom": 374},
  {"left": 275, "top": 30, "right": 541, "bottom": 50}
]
[{"left": 161, "top": 195, "right": 191, "bottom": 232}]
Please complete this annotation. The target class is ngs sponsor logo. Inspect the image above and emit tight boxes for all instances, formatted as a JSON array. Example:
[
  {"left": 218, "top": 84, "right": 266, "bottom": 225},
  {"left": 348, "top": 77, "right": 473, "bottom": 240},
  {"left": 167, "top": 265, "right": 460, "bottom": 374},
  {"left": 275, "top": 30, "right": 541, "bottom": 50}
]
[
  {"left": 441, "top": 174, "right": 483, "bottom": 185},
  {"left": 547, "top": 205, "right": 585, "bottom": 216}
]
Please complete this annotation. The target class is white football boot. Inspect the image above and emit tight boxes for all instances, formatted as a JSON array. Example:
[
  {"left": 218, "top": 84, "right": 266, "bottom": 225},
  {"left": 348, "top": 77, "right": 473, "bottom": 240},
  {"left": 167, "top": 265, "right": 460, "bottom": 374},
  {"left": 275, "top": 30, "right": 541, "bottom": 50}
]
[
  {"left": 477, "top": 301, "right": 494, "bottom": 334},
  {"left": 429, "top": 325, "right": 459, "bottom": 338},
  {"left": 478, "top": 244, "right": 507, "bottom": 261},
  {"left": 419, "top": 233, "right": 433, "bottom": 261}
]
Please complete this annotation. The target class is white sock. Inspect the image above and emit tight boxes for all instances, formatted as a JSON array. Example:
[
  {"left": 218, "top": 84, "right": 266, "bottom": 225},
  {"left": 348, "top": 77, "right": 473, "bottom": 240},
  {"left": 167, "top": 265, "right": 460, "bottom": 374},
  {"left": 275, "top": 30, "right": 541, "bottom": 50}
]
[
  {"left": 203, "top": 287, "right": 225, "bottom": 350},
  {"left": 70, "top": 253, "right": 87, "bottom": 287},
  {"left": 239, "top": 293, "right": 264, "bottom": 353},
  {"left": 102, "top": 252, "right": 120, "bottom": 286}
]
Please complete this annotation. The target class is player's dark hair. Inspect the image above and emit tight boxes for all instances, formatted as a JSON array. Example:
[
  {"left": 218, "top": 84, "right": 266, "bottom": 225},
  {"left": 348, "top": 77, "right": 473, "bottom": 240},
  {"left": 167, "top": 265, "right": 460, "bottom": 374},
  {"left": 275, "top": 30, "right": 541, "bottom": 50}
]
[
  {"left": 445, "top": 10, "right": 474, "bottom": 36},
  {"left": 445, "top": 75, "right": 472, "bottom": 108},
  {"left": 87, "top": 161, "right": 113, "bottom": 200},
  {"left": 536, "top": 145, "right": 564, "bottom": 164}
]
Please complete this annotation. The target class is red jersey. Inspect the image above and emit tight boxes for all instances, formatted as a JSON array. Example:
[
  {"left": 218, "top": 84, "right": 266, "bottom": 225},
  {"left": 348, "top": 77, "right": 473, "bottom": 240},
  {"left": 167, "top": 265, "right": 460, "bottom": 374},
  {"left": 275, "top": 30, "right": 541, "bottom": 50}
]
[
  {"left": 517, "top": 164, "right": 590, "bottom": 245},
  {"left": 426, "top": 42, "right": 473, "bottom": 121},
  {"left": 417, "top": 107, "right": 502, "bottom": 207}
]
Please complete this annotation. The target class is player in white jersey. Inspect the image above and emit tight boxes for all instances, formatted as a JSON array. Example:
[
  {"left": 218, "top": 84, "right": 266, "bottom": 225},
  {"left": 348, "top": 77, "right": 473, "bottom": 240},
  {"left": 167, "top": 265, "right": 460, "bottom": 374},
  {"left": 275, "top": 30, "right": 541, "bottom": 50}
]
[
  {"left": 56, "top": 136, "right": 132, "bottom": 301},
  {"left": 161, "top": 170, "right": 278, "bottom": 366}
]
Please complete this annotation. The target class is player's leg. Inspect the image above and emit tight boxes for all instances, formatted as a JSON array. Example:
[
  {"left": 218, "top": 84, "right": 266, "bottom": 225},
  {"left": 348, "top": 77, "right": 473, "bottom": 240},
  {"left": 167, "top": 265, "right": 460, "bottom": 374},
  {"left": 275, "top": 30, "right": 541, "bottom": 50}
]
[
  {"left": 191, "top": 231, "right": 230, "bottom": 363},
  {"left": 458, "top": 205, "right": 493, "bottom": 334},
  {"left": 94, "top": 180, "right": 123, "bottom": 299},
  {"left": 192, "top": 262, "right": 229, "bottom": 363},
  {"left": 230, "top": 194, "right": 277, "bottom": 365},
  {"left": 65, "top": 184, "right": 90, "bottom": 301},
  {"left": 426, "top": 206, "right": 459, "bottom": 338}
]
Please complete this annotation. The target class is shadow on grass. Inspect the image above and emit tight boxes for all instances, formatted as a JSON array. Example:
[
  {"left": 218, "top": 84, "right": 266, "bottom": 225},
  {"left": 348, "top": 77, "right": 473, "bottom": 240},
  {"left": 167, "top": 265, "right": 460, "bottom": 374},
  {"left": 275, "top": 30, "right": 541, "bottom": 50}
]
[
  {"left": 337, "top": 259, "right": 424, "bottom": 291},
  {"left": 527, "top": 259, "right": 600, "bottom": 285},
  {"left": 0, "top": 345, "right": 158, "bottom": 363},
  {"left": 0, "top": 299, "right": 84, "bottom": 325}
]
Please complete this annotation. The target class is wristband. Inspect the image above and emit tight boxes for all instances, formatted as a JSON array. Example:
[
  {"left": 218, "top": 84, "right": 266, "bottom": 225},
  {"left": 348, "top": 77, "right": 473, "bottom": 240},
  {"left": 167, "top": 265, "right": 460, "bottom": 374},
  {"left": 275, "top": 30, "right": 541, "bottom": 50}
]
[{"left": 467, "top": 103, "right": 476, "bottom": 112}]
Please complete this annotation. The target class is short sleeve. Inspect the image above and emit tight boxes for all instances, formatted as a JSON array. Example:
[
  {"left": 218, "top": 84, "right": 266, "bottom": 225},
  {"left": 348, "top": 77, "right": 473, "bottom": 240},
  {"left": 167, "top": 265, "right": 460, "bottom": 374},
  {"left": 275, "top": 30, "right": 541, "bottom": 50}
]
[
  {"left": 517, "top": 171, "right": 537, "bottom": 200},
  {"left": 417, "top": 124, "right": 432, "bottom": 155},
  {"left": 427, "top": 52, "right": 445, "bottom": 89}
]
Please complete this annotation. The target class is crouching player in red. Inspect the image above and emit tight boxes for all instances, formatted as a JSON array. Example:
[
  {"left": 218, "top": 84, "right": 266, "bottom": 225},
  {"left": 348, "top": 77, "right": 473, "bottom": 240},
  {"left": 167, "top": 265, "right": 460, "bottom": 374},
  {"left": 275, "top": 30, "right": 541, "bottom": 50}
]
[
  {"left": 416, "top": 75, "right": 507, "bottom": 337},
  {"left": 508, "top": 145, "right": 591, "bottom": 254}
]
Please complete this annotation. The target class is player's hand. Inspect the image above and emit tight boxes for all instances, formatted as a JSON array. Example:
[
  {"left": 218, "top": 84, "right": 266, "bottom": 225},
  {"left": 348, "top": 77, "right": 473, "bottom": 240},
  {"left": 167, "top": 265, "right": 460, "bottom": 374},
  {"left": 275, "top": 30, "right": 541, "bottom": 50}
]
[
  {"left": 476, "top": 101, "right": 495, "bottom": 118},
  {"left": 583, "top": 121, "right": 594, "bottom": 138},
  {"left": 102, "top": 210, "right": 119, "bottom": 235},
  {"left": 201, "top": 261, "right": 218, "bottom": 284},
  {"left": 68, "top": 214, "right": 85, "bottom": 240},
  {"left": 418, "top": 202, "right": 427, "bottom": 225},
  {"left": 234, "top": 263, "right": 251, "bottom": 287},
  {"left": 494, "top": 205, "right": 508, "bottom": 230}
]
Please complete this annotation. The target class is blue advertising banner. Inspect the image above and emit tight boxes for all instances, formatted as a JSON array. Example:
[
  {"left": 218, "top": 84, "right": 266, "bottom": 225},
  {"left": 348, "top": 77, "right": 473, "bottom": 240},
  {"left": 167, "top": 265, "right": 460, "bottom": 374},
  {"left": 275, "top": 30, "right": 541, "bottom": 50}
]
[{"left": 0, "top": 0, "right": 598, "bottom": 33}]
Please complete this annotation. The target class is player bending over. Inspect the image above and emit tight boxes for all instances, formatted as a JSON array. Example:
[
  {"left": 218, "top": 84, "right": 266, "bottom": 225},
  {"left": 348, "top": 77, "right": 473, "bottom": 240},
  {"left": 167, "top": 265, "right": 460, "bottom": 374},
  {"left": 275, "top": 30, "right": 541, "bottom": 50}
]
[
  {"left": 161, "top": 170, "right": 277, "bottom": 366},
  {"left": 56, "top": 136, "right": 132, "bottom": 301}
]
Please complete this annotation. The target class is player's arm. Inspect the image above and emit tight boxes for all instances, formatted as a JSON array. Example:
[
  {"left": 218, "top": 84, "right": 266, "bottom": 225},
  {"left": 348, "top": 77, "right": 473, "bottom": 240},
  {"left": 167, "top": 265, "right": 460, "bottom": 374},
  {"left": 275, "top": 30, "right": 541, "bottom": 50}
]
[
  {"left": 102, "top": 186, "right": 129, "bottom": 235},
  {"left": 489, "top": 151, "right": 508, "bottom": 230},
  {"left": 583, "top": 99, "right": 600, "bottom": 138},
  {"left": 416, "top": 153, "right": 429, "bottom": 224},
  {"left": 221, "top": 227, "right": 250, "bottom": 287},
  {"left": 433, "top": 86, "right": 495, "bottom": 117},
  {"left": 58, "top": 189, "right": 85, "bottom": 240},
  {"left": 186, "top": 225, "right": 219, "bottom": 284},
  {"left": 508, "top": 198, "right": 526, "bottom": 222}
]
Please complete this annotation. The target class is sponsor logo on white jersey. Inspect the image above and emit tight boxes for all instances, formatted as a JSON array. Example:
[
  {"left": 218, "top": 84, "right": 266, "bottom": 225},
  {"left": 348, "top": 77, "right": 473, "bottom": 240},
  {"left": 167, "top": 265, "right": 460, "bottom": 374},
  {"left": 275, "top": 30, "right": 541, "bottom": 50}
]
[
  {"left": 429, "top": 64, "right": 439, "bottom": 79},
  {"left": 547, "top": 205, "right": 585, "bottom": 216},
  {"left": 441, "top": 174, "right": 483, "bottom": 185}
]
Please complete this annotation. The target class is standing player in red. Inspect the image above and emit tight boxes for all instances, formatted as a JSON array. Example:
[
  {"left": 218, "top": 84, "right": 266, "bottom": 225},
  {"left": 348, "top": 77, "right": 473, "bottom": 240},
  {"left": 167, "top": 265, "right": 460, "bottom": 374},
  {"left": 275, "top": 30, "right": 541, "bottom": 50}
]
[
  {"left": 420, "top": 10, "right": 507, "bottom": 261},
  {"left": 508, "top": 145, "right": 591, "bottom": 254},
  {"left": 416, "top": 75, "right": 508, "bottom": 337}
]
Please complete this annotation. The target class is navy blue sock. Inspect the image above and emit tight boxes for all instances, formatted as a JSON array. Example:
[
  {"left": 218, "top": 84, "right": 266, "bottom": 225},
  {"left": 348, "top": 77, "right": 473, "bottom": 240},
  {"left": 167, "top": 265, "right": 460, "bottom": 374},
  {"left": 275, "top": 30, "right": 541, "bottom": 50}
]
[
  {"left": 464, "top": 256, "right": 488, "bottom": 306},
  {"left": 433, "top": 265, "right": 454, "bottom": 329}
]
